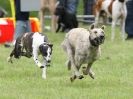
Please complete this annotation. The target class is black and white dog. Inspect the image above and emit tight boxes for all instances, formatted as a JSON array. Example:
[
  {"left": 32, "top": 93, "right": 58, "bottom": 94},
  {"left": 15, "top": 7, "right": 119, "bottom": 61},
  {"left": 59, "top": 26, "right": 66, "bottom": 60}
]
[
  {"left": 55, "top": 5, "right": 78, "bottom": 33},
  {"left": 7, "top": 32, "right": 53, "bottom": 79}
]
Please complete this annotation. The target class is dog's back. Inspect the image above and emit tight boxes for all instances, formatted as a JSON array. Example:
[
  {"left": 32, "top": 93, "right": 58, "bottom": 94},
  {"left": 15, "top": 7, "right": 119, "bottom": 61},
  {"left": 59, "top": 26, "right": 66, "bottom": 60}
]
[{"left": 62, "top": 28, "right": 91, "bottom": 55}]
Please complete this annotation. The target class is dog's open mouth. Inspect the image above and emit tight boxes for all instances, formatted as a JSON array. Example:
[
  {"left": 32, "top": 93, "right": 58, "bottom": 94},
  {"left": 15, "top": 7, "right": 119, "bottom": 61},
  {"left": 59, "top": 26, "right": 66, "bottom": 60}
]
[{"left": 90, "top": 36, "right": 105, "bottom": 47}]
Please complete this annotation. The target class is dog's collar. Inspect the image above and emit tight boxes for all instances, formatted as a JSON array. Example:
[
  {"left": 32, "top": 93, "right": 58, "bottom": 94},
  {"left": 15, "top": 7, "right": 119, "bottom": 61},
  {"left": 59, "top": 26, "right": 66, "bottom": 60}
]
[{"left": 40, "top": 42, "right": 48, "bottom": 46}]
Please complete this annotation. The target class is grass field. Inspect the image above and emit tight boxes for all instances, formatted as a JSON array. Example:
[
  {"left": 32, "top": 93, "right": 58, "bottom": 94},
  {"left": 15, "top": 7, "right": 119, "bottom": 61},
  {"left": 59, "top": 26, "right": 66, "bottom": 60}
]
[{"left": 0, "top": 25, "right": 133, "bottom": 99}]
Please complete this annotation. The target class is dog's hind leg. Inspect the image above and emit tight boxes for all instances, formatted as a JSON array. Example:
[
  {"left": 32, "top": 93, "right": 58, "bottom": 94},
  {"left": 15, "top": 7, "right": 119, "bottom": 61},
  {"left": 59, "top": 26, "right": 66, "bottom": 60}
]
[
  {"left": 56, "top": 23, "right": 61, "bottom": 33},
  {"left": 66, "top": 60, "right": 71, "bottom": 70},
  {"left": 66, "top": 43, "right": 83, "bottom": 81},
  {"left": 40, "top": 9, "right": 44, "bottom": 33},
  {"left": 7, "top": 48, "right": 15, "bottom": 63},
  {"left": 120, "top": 14, "right": 127, "bottom": 41},
  {"left": 111, "top": 18, "right": 117, "bottom": 41}
]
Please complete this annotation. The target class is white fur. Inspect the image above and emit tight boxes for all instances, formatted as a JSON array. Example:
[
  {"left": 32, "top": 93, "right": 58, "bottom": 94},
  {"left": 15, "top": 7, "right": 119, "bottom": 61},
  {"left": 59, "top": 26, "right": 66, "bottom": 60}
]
[
  {"left": 32, "top": 32, "right": 49, "bottom": 79},
  {"left": 32, "top": 32, "right": 46, "bottom": 68},
  {"left": 95, "top": 0, "right": 127, "bottom": 41}
]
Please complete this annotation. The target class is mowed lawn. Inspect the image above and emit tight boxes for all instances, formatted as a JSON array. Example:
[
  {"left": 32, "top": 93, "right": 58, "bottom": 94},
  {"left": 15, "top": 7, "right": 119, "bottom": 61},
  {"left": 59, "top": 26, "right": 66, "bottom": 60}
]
[{"left": 0, "top": 25, "right": 133, "bottom": 99}]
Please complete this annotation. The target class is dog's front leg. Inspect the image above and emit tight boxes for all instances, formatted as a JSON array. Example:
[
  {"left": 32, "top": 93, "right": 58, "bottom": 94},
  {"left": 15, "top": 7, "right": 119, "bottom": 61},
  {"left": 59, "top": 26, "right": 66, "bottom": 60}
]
[
  {"left": 32, "top": 48, "right": 43, "bottom": 68},
  {"left": 82, "top": 62, "right": 95, "bottom": 79},
  {"left": 42, "top": 66, "right": 47, "bottom": 79},
  {"left": 120, "top": 10, "right": 127, "bottom": 41},
  {"left": 111, "top": 19, "right": 117, "bottom": 41},
  {"left": 56, "top": 23, "right": 61, "bottom": 33},
  {"left": 94, "top": 11, "right": 100, "bottom": 26},
  {"left": 41, "top": 60, "right": 47, "bottom": 79}
]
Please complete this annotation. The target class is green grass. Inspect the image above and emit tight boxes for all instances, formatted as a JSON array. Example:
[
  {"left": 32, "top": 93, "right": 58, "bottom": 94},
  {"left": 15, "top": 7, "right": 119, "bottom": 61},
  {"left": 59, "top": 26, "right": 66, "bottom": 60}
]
[{"left": 0, "top": 25, "right": 133, "bottom": 99}]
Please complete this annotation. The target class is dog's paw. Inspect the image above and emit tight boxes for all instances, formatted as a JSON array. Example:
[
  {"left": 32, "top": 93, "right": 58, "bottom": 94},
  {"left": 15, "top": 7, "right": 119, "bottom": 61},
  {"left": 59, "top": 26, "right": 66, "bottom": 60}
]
[
  {"left": 89, "top": 72, "right": 95, "bottom": 79},
  {"left": 37, "top": 63, "right": 43, "bottom": 68},
  {"left": 78, "top": 75, "right": 84, "bottom": 79},
  {"left": 82, "top": 67, "right": 88, "bottom": 75},
  {"left": 40, "top": 66, "right": 44, "bottom": 68},
  {"left": 7, "top": 57, "right": 13, "bottom": 63},
  {"left": 70, "top": 75, "right": 76, "bottom": 82},
  {"left": 42, "top": 75, "right": 46, "bottom": 79}
]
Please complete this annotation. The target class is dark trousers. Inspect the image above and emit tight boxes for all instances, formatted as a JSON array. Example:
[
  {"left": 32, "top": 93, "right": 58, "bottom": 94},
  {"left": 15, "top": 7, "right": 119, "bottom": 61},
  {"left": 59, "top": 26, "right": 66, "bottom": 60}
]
[
  {"left": 125, "top": 0, "right": 133, "bottom": 37},
  {"left": 83, "top": 0, "right": 94, "bottom": 21},
  {"left": 83, "top": 0, "right": 94, "bottom": 15}
]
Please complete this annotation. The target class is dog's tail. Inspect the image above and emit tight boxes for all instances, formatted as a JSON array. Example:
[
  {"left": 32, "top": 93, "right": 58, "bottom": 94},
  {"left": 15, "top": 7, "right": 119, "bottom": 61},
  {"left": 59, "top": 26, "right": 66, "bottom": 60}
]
[{"left": 61, "top": 38, "right": 67, "bottom": 52}]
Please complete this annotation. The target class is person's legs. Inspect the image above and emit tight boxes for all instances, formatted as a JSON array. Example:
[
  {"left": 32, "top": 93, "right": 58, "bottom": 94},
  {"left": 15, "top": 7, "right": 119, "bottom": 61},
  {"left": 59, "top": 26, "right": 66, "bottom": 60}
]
[
  {"left": 25, "top": 20, "right": 31, "bottom": 33},
  {"left": 14, "top": 20, "right": 31, "bottom": 40},
  {"left": 67, "top": 0, "right": 79, "bottom": 14},
  {"left": 83, "top": 0, "right": 95, "bottom": 23},
  {"left": 125, "top": 0, "right": 133, "bottom": 39},
  {"left": 4, "top": 21, "right": 26, "bottom": 47}
]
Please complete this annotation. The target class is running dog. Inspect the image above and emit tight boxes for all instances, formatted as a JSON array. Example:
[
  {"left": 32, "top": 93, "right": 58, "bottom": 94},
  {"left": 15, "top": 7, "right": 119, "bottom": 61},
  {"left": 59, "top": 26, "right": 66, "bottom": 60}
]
[
  {"left": 61, "top": 24, "right": 105, "bottom": 82},
  {"left": 7, "top": 32, "right": 53, "bottom": 79},
  {"left": 94, "top": 0, "right": 127, "bottom": 40}
]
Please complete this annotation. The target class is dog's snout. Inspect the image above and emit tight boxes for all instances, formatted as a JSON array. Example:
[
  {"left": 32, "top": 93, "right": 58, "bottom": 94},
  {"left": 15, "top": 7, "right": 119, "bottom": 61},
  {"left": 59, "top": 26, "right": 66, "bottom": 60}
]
[{"left": 100, "top": 35, "right": 105, "bottom": 40}]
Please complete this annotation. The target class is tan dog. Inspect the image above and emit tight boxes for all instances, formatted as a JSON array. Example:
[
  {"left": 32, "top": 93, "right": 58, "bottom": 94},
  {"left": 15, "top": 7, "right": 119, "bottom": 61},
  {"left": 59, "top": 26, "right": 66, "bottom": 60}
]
[
  {"left": 61, "top": 24, "right": 105, "bottom": 82},
  {"left": 40, "top": 0, "right": 57, "bottom": 32},
  {"left": 94, "top": 0, "right": 127, "bottom": 41}
]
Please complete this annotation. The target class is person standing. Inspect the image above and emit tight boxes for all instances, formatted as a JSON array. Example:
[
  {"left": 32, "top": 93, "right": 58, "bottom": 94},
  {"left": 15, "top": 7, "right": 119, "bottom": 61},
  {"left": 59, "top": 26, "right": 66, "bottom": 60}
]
[
  {"left": 14, "top": 0, "right": 31, "bottom": 41},
  {"left": 125, "top": 0, "right": 133, "bottom": 40},
  {"left": 4, "top": 0, "right": 31, "bottom": 47}
]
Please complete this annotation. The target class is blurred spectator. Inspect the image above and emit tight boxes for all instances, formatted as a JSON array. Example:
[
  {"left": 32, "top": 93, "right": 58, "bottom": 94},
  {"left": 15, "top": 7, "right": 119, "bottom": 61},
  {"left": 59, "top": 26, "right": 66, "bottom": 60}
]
[
  {"left": 4, "top": 0, "right": 31, "bottom": 47},
  {"left": 83, "top": 0, "right": 95, "bottom": 23},
  {"left": 125, "top": 0, "right": 133, "bottom": 40},
  {"left": 58, "top": 0, "right": 79, "bottom": 14},
  {"left": 14, "top": 0, "right": 31, "bottom": 40}
]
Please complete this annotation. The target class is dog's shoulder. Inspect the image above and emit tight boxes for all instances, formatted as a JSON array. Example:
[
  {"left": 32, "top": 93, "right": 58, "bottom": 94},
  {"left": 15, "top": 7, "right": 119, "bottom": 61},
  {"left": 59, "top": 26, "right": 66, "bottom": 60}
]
[{"left": 32, "top": 32, "right": 49, "bottom": 48}]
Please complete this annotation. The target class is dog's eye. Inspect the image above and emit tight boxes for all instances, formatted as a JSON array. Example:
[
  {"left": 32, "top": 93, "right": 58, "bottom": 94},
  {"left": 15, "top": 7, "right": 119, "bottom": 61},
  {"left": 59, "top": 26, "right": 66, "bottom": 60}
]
[{"left": 94, "top": 31, "right": 97, "bottom": 34}]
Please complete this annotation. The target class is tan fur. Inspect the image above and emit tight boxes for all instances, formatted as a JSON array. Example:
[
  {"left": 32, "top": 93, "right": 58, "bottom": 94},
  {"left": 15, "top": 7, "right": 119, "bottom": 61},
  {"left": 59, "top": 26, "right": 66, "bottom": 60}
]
[
  {"left": 40, "top": 0, "right": 57, "bottom": 32},
  {"left": 61, "top": 25, "right": 105, "bottom": 82}
]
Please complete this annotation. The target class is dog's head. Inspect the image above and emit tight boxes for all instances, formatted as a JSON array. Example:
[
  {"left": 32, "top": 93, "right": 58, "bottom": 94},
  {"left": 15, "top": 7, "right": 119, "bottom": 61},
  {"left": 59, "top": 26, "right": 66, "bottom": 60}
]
[
  {"left": 39, "top": 43, "right": 53, "bottom": 63},
  {"left": 89, "top": 24, "right": 105, "bottom": 47},
  {"left": 55, "top": 5, "right": 65, "bottom": 16}
]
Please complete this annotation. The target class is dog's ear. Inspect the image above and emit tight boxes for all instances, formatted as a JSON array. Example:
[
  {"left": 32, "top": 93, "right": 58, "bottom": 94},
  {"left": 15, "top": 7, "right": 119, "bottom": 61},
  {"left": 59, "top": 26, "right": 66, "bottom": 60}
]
[
  {"left": 89, "top": 24, "right": 95, "bottom": 30},
  {"left": 101, "top": 25, "right": 105, "bottom": 30},
  {"left": 48, "top": 43, "right": 53, "bottom": 48}
]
